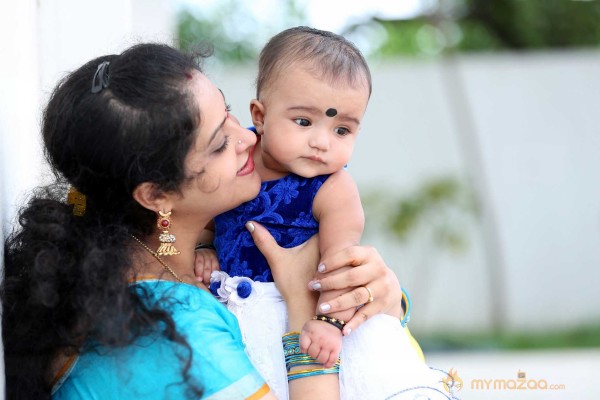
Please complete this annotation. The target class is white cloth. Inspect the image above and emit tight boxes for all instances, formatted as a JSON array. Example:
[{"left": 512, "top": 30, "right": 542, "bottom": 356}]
[{"left": 220, "top": 281, "right": 456, "bottom": 400}]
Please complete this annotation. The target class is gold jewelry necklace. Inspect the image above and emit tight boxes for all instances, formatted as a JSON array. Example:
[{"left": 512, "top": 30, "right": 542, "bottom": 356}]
[{"left": 130, "top": 235, "right": 184, "bottom": 283}]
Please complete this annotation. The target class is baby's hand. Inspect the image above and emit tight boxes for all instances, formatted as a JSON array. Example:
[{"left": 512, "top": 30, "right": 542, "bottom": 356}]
[
  {"left": 194, "top": 248, "right": 220, "bottom": 283},
  {"left": 300, "top": 319, "right": 342, "bottom": 368}
]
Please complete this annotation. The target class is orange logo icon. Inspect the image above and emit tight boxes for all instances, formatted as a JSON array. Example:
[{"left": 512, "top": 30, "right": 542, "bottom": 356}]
[{"left": 442, "top": 368, "right": 464, "bottom": 393}]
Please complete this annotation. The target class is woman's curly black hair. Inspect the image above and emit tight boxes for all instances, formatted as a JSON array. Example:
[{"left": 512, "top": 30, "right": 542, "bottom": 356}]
[{"left": 2, "top": 43, "right": 210, "bottom": 399}]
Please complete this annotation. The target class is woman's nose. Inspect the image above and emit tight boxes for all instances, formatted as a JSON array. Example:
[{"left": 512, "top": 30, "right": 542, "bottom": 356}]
[{"left": 235, "top": 123, "right": 257, "bottom": 152}]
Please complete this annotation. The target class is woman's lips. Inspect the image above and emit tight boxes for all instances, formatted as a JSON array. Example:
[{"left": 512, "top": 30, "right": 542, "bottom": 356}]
[{"left": 237, "top": 144, "right": 256, "bottom": 176}]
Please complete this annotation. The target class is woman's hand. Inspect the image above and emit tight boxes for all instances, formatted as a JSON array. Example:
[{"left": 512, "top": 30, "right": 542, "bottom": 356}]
[
  {"left": 310, "top": 246, "right": 403, "bottom": 335},
  {"left": 246, "top": 221, "right": 320, "bottom": 328}
]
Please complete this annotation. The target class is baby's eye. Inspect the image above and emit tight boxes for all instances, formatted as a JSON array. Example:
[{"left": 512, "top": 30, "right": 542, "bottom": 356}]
[
  {"left": 293, "top": 118, "right": 310, "bottom": 127},
  {"left": 335, "top": 127, "right": 350, "bottom": 136}
]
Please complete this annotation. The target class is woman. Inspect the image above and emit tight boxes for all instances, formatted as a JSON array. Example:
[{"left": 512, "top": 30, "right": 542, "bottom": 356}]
[{"left": 1, "top": 43, "right": 404, "bottom": 399}]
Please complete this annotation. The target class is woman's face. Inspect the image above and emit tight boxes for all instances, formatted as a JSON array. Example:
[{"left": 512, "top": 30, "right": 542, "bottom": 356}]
[{"left": 173, "top": 72, "right": 261, "bottom": 222}]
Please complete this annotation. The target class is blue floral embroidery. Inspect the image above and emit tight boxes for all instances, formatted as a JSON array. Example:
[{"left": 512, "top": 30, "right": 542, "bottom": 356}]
[{"left": 214, "top": 174, "right": 329, "bottom": 282}]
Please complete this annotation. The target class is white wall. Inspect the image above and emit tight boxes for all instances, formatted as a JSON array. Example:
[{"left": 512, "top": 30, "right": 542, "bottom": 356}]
[
  {"left": 458, "top": 52, "right": 600, "bottom": 331},
  {"left": 0, "top": 1, "right": 42, "bottom": 238},
  {"left": 354, "top": 53, "right": 600, "bottom": 334}
]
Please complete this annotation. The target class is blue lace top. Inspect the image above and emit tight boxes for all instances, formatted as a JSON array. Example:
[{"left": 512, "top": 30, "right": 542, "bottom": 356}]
[{"left": 214, "top": 173, "right": 330, "bottom": 282}]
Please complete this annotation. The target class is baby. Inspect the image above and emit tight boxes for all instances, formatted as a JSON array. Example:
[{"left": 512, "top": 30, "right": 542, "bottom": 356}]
[{"left": 199, "top": 24, "right": 370, "bottom": 362}]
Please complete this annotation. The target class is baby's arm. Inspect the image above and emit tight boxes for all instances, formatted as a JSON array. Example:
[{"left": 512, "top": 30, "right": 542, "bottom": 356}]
[
  {"left": 314, "top": 169, "right": 364, "bottom": 318},
  {"left": 194, "top": 220, "right": 220, "bottom": 283},
  {"left": 301, "top": 169, "right": 365, "bottom": 367}
]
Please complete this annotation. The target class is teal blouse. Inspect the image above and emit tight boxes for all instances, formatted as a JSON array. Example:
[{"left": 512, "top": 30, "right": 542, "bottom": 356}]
[{"left": 52, "top": 280, "right": 268, "bottom": 399}]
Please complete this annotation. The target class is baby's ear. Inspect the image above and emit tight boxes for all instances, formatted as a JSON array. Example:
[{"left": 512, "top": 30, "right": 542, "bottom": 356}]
[{"left": 250, "top": 99, "right": 265, "bottom": 135}]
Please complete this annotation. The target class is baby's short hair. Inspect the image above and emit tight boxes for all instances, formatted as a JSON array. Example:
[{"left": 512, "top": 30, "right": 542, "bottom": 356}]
[{"left": 256, "top": 26, "right": 372, "bottom": 100}]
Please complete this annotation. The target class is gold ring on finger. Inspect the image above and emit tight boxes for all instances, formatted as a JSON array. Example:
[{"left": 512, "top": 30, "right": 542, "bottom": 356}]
[{"left": 363, "top": 285, "right": 374, "bottom": 303}]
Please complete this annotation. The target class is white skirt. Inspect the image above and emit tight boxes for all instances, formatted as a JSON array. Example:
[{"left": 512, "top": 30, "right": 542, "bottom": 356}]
[{"left": 218, "top": 281, "right": 457, "bottom": 400}]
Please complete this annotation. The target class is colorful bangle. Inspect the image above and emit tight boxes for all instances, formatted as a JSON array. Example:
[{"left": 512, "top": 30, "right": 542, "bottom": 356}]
[
  {"left": 400, "top": 288, "right": 412, "bottom": 327},
  {"left": 312, "top": 315, "right": 346, "bottom": 332},
  {"left": 282, "top": 331, "right": 340, "bottom": 379},
  {"left": 287, "top": 366, "right": 340, "bottom": 381},
  {"left": 283, "top": 333, "right": 317, "bottom": 371}
]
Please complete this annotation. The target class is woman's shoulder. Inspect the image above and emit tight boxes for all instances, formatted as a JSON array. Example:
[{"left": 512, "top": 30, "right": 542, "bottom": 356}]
[
  {"left": 132, "top": 279, "right": 241, "bottom": 335},
  {"left": 131, "top": 279, "right": 217, "bottom": 307},
  {"left": 53, "top": 280, "right": 263, "bottom": 399}
]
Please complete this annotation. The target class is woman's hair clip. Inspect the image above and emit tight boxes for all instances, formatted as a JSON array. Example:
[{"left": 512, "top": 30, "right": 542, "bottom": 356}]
[
  {"left": 67, "top": 186, "right": 87, "bottom": 217},
  {"left": 91, "top": 61, "right": 110, "bottom": 93}
]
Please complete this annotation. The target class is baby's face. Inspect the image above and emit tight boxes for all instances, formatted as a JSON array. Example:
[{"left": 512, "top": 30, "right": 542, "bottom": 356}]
[{"left": 255, "top": 65, "right": 370, "bottom": 179}]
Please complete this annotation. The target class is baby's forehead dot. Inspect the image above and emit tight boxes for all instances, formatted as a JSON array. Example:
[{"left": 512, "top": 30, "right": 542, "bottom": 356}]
[{"left": 325, "top": 108, "right": 337, "bottom": 117}]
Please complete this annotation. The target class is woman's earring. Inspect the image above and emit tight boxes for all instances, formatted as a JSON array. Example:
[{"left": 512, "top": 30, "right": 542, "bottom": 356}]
[{"left": 156, "top": 210, "right": 180, "bottom": 256}]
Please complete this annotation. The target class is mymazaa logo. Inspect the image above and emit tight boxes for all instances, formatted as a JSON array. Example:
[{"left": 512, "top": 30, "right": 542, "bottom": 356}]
[
  {"left": 470, "top": 369, "right": 566, "bottom": 391},
  {"left": 442, "top": 368, "right": 463, "bottom": 394}
]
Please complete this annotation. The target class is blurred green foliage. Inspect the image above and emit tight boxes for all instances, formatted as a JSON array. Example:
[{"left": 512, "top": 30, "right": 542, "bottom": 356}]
[
  {"left": 177, "top": 0, "right": 306, "bottom": 63},
  {"left": 419, "top": 323, "right": 600, "bottom": 351},
  {"left": 363, "top": 177, "right": 478, "bottom": 254},
  {"left": 369, "top": 0, "right": 600, "bottom": 57},
  {"left": 178, "top": 7, "right": 255, "bottom": 63},
  {"left": 177, "top": 0, "right": 600, "bottom": 63}
]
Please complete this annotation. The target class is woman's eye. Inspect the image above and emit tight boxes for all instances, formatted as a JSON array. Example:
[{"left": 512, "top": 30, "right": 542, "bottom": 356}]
[
  {"left": 335, "top": 127, "right": 350, "bottom": 136},
  {"left": 215, "top": 136, "right": 230, "bottom": 153},
  {"left": 293, "top": 118, "right": 310, "bottom": 127}
]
